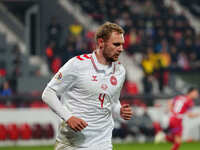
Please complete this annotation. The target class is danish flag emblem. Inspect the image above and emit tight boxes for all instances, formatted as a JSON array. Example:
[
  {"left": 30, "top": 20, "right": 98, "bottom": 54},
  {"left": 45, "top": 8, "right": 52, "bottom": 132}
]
[
  {"left": 91, "top": 75, "right": 98, "bottom": 81},
  {"left": 110, "top": 75, "right": 117, "bottom": 86}
]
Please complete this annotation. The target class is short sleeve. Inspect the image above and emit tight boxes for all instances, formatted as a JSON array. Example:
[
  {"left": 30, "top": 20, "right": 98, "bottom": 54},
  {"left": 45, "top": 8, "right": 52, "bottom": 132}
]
[{"left": 47, "top": 58, "right": 77, "bottom": 96}]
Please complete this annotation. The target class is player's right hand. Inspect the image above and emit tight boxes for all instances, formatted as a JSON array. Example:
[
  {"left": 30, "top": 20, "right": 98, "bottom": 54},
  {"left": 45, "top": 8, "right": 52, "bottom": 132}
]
[{"left": 66, "top": 116, "right": 88, "bottom": 132}]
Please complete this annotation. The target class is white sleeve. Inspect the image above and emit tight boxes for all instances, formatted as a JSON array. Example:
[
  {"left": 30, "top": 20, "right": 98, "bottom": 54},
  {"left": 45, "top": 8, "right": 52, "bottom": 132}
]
[
  {"left": 47, "top": 58, "right": 77, "bottom": 96},
  {"left": 42, "top": 58, "right": 77, "bottom": 121},
  {"left": 112, "top": 84, "right": 122, "bottom": 118},
  {"left": 42, "top": 86, "right": 72, "bottom": 121},
  {"left": 112, "top": 100, "right": 121, "bottom": 118},
  {"left": 112, "top": 65, "right": 126, "bottom": 119}
]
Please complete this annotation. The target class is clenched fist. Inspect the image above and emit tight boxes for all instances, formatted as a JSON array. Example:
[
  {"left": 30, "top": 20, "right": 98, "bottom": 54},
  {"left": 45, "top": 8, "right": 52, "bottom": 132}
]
[
  {"left": 67, "top": 116, "right": 88, "bottom": 132},
  {"left": 120, "top": 104, "right": 133, "bottom": 120}
]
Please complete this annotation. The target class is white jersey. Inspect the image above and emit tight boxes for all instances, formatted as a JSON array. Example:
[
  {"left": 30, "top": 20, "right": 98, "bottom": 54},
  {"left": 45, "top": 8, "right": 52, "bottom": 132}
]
[{"left": 47, "top": 52, "right": 125, "bottom": 148}]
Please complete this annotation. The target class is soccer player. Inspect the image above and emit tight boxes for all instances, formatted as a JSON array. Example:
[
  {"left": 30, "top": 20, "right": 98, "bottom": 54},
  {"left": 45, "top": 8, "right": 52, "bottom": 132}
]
[
  {"left": 42, "top": 22, "right": 133, "bottom": 150},
  {"left": 156, "top": 87, "right": 199, "bottom": 150}
]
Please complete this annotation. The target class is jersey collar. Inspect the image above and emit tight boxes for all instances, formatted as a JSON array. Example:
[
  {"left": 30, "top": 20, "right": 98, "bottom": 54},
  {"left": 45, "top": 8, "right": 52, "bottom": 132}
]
[{"left": 91, "top": 51, "right": 116, "bottom": 74}]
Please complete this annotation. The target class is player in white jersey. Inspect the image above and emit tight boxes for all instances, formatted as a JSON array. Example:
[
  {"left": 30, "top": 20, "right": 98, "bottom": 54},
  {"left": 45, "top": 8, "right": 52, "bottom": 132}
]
[{"left": 42, "top": 22, "right": 133, "bottom": 150}]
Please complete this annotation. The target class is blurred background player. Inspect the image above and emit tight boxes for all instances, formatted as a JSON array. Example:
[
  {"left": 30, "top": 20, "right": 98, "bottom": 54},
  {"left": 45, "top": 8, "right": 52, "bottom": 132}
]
[{"left": 155, "top": 87, "right": 200, "bottom": 150}]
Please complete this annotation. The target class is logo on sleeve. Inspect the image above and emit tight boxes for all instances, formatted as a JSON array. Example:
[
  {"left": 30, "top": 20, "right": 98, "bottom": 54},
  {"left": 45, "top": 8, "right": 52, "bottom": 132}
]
[
  {"left": 56, "top": 72, "right": 62, "bottom": 80},
  {"left": 110, "top": 75, "right": 117, "bottom": 86}
]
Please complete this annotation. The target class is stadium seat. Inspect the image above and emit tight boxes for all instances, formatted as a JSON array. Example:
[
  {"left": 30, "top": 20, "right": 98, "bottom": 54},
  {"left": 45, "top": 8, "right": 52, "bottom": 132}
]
[
  {"left": 125, "top": 81, "right": 139, "bottom": 95},
  {"left": 0, "top": 124, "right": 7, "bottom": 140},
  {"left": 7, "top": 123, "right": 19, "bottom": 140},
  {"left": 29, "top": 100, "right": 43, "bottom": 108},
  {"left": 19, "top": 123, "right": 32, "bottom": 140},
  {"left": 0, "top": 68, "right": 6, "bottom": 77},
  {"left": 0, "top": 60, "right": 6, "bottom": 77},
  {"left": 42, "top": 123, "right": 54, "bottom": 139},
  {"left": 6, "top": 102, "right": 17, "bottom": 109},
  {"left": 32, "top": 124, "right": 43, "bottom": 139},
  {"left": 0, "top": 103, "right": 7, "bottom": 109}
]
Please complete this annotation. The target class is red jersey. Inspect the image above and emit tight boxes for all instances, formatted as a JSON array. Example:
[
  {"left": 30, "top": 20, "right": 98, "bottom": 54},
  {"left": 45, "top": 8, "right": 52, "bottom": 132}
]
[
  {"left": 168, "top": 95, "right": 194, "bottom": 136},
  {"left": 171, "top": 95, "right": 194, "bottom": 118}
]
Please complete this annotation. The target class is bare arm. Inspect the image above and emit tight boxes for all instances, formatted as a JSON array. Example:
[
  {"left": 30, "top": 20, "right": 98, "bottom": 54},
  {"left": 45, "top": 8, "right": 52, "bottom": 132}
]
[
  {"left": 167, "top": 99, "right": 173, "bottom": 113},
  {"left": 186, "top": 112, "right": 200, "bottom": 118}
]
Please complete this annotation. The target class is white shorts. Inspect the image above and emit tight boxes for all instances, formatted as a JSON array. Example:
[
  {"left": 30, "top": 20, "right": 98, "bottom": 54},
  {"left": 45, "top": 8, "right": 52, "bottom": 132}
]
[{"left": 55, "top": 140, "right": 112, "bottom": 150}]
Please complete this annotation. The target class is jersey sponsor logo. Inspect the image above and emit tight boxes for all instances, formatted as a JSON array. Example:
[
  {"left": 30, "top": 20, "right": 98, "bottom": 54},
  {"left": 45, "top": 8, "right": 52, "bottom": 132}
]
[
  {"left": 91, "top": 75, "right": 98, "bottom": 81},
  {"left": 56, "top": 72, "right": 62, "bottom": 80},
  {"left": 110, "top": 75, "right": 117, "bottom": 86},
  {"left": 101, "top": 84, "right": 108, "bottom": 91},
  {"left": 76, "top": 54, "right": 91, "bottom": 60}
]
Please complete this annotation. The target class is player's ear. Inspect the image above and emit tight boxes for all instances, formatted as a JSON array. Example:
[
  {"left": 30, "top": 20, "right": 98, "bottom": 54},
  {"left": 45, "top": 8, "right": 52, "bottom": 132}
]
[{"left": 97, "top": 38, "right": 104, "bottom": 49}]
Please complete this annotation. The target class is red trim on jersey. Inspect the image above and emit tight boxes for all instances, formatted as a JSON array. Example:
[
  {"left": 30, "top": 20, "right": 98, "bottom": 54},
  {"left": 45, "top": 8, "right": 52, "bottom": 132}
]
[
  {"left": 91, "top": 52, "right": 115, "bottom": 73},
  {"left": 76, "top": 54, "right": 91, "bottom": 61},
  {"left": 83, "top": 54, "right": 91, "bottom": 59},
  {"left": 76, "top": 55, "right": 84, "bottom": 60},
  {"left": 91, "top": 56, "right": 98, "bottom": 71}
]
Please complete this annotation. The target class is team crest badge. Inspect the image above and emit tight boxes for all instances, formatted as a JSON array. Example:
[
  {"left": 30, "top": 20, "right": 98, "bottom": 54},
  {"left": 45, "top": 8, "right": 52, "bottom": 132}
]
[
  {"left": 110, "top": 75, "right": 117, "bottom": 86},
  {"left": 101, "top": 84, "right": 108, "bottom": 90}
]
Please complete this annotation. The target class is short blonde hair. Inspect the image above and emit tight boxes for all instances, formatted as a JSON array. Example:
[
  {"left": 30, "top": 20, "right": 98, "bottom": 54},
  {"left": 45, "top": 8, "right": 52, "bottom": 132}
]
[{"left": 95, "top": 22, "right": 124, "bottom": 42}]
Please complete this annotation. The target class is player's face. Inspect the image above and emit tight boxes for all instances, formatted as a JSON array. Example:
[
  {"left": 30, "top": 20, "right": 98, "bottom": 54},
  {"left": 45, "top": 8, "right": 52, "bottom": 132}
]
[
  {"left": 191, "top": 90, "right": 199, "bottom": 100},
  {"left": 103, "top": 32, "right": 124, "bottom": 62}
]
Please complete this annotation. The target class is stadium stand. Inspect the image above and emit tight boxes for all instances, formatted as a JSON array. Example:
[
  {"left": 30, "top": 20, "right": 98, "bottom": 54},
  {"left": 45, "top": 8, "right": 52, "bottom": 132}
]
[
  {"left": 0, "top": 0, "right": 199, "bottom": 109},
  {"left": 70, "top": 0, "right": 200, "bottom": 93},
  {"left": 177, "top": 0, "right": 200, "bottom": 18},
  {"left": 0, "top": 1, "right": 199, "bottom": 103},
  {"left": 0, "top": 0, "right": 200, "bottom": 145},
  {"left": 0, "top": 123, "right": 54, "bottom": 141},
  {"left": 0, "top": 124, "right": 6, "bottom": 141}
]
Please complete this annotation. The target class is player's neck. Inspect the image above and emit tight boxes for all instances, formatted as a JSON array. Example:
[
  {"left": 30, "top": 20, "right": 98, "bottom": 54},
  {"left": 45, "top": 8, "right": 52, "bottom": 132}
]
[
  {"left": 186, "top": 94, "right": 193, "bottom": 100},
  {"left": 95, "top": 49, "right": 111, "bottom": 66}
]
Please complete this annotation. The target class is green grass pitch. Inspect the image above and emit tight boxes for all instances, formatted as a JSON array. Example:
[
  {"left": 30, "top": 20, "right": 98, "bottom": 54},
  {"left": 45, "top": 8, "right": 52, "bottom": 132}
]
[{"left": 0, "top": 142, "right": 200, "bottom": 150}]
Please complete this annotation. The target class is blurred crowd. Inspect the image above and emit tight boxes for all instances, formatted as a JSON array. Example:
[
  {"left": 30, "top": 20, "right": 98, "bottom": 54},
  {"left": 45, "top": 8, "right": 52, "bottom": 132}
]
[
  {"left": 1, "top": 0, "right": 200, "bottom": 142},
  {"left": 2, "top": 0, "right": 200, "bottom": 97},
  {"left": 112, "top": 105, "right": 162, "bottom": 142},
  {"left": 69, "top": 0, "right": 200, "bottom": 94},
  {"left": 0, "top": 44, "right": 22, "bottom": 96},
  {"left": 71, "top": 0, "right": 200, "bottom": 67},
  {"left": 45, "top": 17, "right": 95, "bottom": 74},
  {"left": 178, "top": 0, "right": 200, "bottom": 18}
]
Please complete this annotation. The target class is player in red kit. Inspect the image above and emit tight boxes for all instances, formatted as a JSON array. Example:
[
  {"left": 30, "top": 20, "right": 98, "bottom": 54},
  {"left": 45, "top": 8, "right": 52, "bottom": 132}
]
[{"left": 165, "top": 87, "right": 200, "bottom": 150}]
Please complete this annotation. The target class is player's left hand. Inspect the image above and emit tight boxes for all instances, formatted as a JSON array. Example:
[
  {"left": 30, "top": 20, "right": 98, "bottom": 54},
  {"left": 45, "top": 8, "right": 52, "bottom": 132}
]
[{"left": 120, "top": 104, "right": 133, "bottom": 120}]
